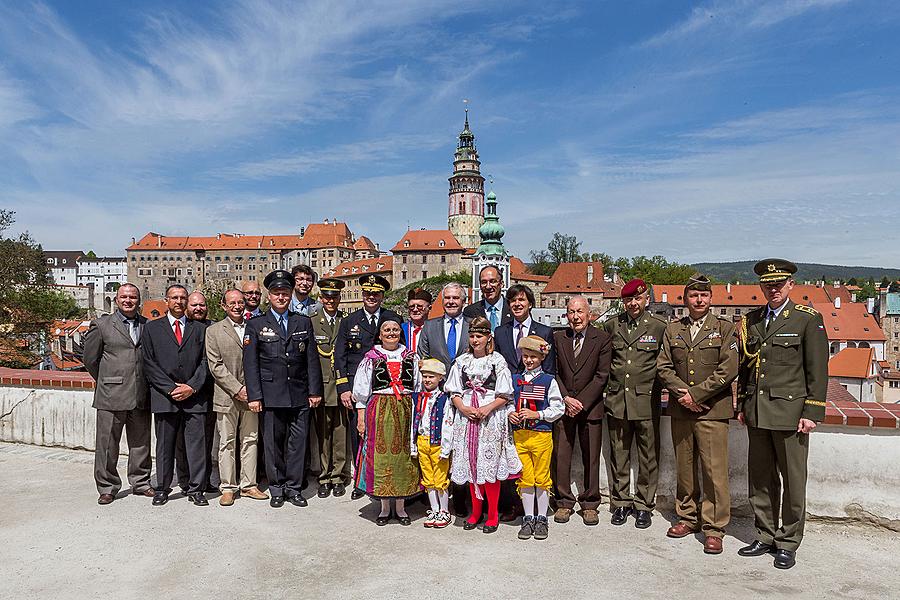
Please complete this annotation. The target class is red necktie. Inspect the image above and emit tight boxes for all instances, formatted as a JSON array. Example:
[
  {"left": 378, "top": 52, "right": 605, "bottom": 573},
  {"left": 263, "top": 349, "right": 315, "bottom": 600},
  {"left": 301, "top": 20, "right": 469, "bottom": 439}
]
[
  {"left": 411, "top": 326, "right": 421, "bottom": 353},
  {"left": 174, "top": 319, "right": 182, "bottom": 345}
]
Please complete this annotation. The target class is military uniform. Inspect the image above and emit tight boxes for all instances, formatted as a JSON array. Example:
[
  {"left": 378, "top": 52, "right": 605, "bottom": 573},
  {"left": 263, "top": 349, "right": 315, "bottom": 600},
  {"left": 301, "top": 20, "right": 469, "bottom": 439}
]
[
  {"left": 333, "top": 274, "right": 402, "bottom": 473},
  {"left": 311, "top": 279, "right": 349, "bottom": 491},
  {"left": 601, "top": 303, "right": 667, "bottom": 518},
  {"left": 737, "top": 260, "right": 828, "bottom": 561},
  {"left": 243, "top": 271, "right": 324, "bottom": 504},
  {"left": 657, "top": 284, "right": 738, "bottom": 542}
]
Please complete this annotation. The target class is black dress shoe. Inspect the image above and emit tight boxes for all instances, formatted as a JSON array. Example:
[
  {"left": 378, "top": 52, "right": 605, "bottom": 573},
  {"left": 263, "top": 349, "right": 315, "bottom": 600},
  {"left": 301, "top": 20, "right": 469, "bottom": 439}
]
[
  {"left": 398, "top": 515, "right": 411, "bottom": 526},
  {"left": 482, "top": 524, "right": 498, "bottom": 534},
  {"left": 188, "top": 493, "right": 209, "bottom": 506},
  {"left": 317, "top": 484, "right": 331, "bottom": 498},
  {"left": 351, "top": 488, "right": 365, "bottom": 500},
  {"left": 773, "top": 549, "right": 796, "bottom": 569},
  {"left": 288, "top": 494, "right": 308, "bottom": 507},
  {"left": 738, "top": 540, "right": 775, "bottom": 557},
  {"left": 376, "top": 515, "right": 390, "bottom": 526},
  {"left": 270, "top": 496, "right": 285, "bottom": 508},
  {"left": 463, "top": 519, "right": 480, "bottom": 531},
  {"left": 152, "top": 491, "right": 169, "bottom": 506},
  {"left": 634, "top": 510, "right": 652, "bottom": 529},
  {"left": 610, "top": 506, "right": 633, "bottom": 526},
  {"left": 333, "top": 483, "right": 346, "bottom": 497}
]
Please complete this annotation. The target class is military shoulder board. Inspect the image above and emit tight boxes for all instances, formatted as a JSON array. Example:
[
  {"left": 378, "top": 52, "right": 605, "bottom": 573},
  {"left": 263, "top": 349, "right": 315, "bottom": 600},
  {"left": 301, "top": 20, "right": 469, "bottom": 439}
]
[{"left": 794, "top": 305, "right": 819, "bottom": 315}]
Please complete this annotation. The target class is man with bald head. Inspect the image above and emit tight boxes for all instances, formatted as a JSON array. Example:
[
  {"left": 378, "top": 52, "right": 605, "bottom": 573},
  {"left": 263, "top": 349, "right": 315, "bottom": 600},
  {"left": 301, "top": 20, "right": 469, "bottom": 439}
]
[
  {"left": 241, "top": 280, "right": 264, "bottom": 319},
  {"left": 552, "top": 295, "right": 612, "bottom": 526}
]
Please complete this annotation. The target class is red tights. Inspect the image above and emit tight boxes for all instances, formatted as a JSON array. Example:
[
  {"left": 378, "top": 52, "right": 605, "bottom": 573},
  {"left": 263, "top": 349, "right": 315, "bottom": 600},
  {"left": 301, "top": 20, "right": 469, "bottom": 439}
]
[{"left": 467, "top": 481, "right": 501, "bottom": 527}]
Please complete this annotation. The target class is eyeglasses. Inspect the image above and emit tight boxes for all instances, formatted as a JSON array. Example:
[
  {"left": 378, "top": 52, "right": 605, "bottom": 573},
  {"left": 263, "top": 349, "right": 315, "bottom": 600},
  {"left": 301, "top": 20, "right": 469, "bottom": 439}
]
[
  {"left": 408, "top": 305, "right": 427, "bottom": 311},
  {"left": 243, "top": 291, "right": 262, "bottom": 296}
]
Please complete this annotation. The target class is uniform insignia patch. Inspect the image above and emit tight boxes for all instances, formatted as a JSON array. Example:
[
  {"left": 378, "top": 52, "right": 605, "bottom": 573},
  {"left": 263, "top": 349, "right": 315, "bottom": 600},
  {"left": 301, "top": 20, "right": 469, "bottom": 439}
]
[
  {"left": 708, "top": 331, "right": 721, "bottom": 339},
  {"left": 730, "top": 342, "right": 737, "bottom": 350},
  {"left": 243, "top": 335, "right": 250, "bottom": 347},
  {"left": 794, "top": 305, "right": 819, "bottom": 315},
  {"left": 638, "top": 335, "right": 657, "bottom": 343}
]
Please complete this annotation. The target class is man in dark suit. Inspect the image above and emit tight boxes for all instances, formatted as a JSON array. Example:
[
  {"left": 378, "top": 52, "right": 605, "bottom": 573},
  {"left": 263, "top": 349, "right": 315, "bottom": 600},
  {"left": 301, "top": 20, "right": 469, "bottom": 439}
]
[
  {"left": 141, "top": 284, "right": 211, "bottom": 506},
  {"left": 245, "top": 270, "right": 323, "bottom": 508},
  {"left": 334, "top": 274, "right": 401, "bottom": 500},
  {"left": 402, "top": 287, "right": 432, "bottom": 356},
  {"left": 494, "top": 284, "right": 555, "bottom": 375},
  {"left": 553, "top": 295, "right": 612, "bottom": 526},
  {"left": 462, "top": 265, "right": 513, "bottom": 330},
  {"left": 418, "top": 282, "right": 468, "bottom": 368},
  {"left": 83, "top": 283, "right": 153, "bottom": 505}
]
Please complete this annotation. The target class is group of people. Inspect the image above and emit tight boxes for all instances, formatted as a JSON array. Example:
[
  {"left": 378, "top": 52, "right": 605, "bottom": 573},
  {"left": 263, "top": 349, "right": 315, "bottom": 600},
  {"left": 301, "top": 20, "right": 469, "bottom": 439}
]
[{"left": 83, "top": 257, "right": 826, "bottom": 570}]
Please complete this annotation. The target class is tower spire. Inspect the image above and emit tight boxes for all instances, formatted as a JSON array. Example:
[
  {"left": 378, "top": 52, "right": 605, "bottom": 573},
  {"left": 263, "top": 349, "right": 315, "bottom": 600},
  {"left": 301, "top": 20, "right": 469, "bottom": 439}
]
[{"left": 447, "top": 105, "right": 484, "bottom": 250}]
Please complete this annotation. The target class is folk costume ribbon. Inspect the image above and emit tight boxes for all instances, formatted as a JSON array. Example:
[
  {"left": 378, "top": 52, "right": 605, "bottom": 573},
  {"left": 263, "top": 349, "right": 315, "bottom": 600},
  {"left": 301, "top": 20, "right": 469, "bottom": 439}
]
[{"left": 465, "top": 378, "right": 487, "bottom": 500}]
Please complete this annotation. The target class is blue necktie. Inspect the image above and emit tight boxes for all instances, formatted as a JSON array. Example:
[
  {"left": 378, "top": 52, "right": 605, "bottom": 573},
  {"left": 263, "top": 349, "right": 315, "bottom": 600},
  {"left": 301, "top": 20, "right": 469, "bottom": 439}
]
[
  {"left": 489, "top": 306, "right": 498, "bottom": 330},
  {"left": 280, "top": 315, "right": 288, "bottom": 336},
  {"left": 447, "top": 318, "right": 457, "bottom": 362}
]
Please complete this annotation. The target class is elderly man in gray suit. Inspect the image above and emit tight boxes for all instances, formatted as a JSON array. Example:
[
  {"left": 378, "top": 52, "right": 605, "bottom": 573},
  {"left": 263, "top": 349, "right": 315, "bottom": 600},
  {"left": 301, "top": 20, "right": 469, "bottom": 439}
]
[
  {"left": 83, "top": 283, "right": 153, "bottom": 505},
  {"left": 418, "top": 282, "right": 469, "bottom": 369},
  {"left": 205, "top": 289, "right": 270, "bottom": 506}
]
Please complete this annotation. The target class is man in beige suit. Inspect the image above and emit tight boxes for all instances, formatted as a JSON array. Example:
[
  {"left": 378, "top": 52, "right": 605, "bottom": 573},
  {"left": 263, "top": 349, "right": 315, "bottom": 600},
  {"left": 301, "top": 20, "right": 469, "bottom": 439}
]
[{"left": 205, "top": 289, "right": 268, "bottom": 506}]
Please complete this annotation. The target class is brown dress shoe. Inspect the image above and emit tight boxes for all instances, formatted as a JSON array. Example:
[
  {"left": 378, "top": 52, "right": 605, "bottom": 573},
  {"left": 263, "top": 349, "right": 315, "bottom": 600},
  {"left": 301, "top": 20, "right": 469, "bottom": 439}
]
[
  {"left": 241, "top": 487, "right": 269, "bottom": 500},
  {"left": 220, "top": 491, "right": 235, "bottom": 506},
  {"left": 666, "top": 522, "right": 697, "bottom": 538},
  {"left": 133, "top": 488, "right": 155, "bottom": 497},
  {"left": 704, "top": 536, "right": 723, "bottom": 554},
  {"left": 98, "top": 493, "right": 115, "bottom": 505},
  {"left": 582, "top": 509, "right": 600, "bottom": 526},
  {"left": 554, "top": 508, "right": 573, "bottom": 523}
]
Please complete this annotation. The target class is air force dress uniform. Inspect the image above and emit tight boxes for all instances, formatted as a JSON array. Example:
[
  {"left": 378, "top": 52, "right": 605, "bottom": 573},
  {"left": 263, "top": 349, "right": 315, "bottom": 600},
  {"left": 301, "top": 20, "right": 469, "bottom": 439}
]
[{"left": 243, "top": 270, "right": 323, "bottom": 506}]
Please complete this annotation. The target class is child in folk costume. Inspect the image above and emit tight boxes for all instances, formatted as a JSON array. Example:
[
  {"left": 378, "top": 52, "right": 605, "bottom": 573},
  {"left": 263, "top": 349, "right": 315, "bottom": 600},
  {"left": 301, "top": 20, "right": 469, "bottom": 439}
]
[
  {"left": 445, "top": 316, "right": 522, "bottom": 534},
  {"left": 353, "top": 318, "right": 421, "bottom": 526},
  {"left": 508, "top": 335, "right": 565, "bottom": 540},
  {"left": 410, "top": 358, "right": 454, "bottom": 529}
]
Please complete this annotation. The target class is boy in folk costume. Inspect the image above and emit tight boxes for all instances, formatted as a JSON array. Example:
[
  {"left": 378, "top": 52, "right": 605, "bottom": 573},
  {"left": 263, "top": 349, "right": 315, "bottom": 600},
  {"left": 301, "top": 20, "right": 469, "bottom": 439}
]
[
  {"left": 509, "top": 335, "right": 564, "bottom": 540},
  {"left": 410, "top": 358, "right": 454, "bottom": 529}
]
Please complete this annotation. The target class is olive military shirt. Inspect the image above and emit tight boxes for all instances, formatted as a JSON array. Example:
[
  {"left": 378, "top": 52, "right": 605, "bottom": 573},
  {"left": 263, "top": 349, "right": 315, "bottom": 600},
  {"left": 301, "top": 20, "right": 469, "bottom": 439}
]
[{"left": 601, "top": 310, "right": 667, "bottom": 421}]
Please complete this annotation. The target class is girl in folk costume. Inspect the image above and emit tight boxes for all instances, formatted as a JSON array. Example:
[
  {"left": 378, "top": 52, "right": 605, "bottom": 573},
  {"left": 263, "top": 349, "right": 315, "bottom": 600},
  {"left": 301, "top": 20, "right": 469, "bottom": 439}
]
[
  {"left": 353, "top": 318, "right": 421, "bottom": 526},
  {"left": 508, "top": 335, "right": 564, "bottom": 540},
  {"left": 410, "top": 358, "right": 454, "bottom": 529},
  {"left": 445, "top": 316, "right": 522, "bottom": 534}
]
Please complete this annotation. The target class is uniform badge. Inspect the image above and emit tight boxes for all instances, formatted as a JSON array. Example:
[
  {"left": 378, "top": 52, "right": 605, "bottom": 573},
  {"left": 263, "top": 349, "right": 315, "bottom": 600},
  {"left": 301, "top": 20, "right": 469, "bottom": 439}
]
[
  {"left": 638, "top": 335, "right": 657, "bottom": 343},
  {"left": 243, "top": 335, "right": 251, "bottom": 347},
  {"left": 708, "top": 331, "right": 721, "bottom": 339}
]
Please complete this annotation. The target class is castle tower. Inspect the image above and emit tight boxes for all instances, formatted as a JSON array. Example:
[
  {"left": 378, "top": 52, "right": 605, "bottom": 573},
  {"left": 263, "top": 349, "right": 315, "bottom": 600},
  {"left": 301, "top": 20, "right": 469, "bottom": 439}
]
[
  {"left": 447, "top": 109, "right": 485, "bottom": 250},
  {"left": 471, "top": 189, "right": 510, "bottom": 303}
]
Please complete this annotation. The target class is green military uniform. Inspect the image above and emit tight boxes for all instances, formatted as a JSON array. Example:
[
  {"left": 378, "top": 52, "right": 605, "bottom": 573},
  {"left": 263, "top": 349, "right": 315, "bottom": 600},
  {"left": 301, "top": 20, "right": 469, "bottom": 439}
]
[
  {"left": 737, "top": 260, "right": 828, "bottom": 555},
  {"left": 602, "top": 309, "right": 667, "bottom": 514},
  {"left": 311, "top": 281, "right": 350, "bottom": 488},
  {"left": 657, "top": 294, "right": 738, "bottom": 539}
]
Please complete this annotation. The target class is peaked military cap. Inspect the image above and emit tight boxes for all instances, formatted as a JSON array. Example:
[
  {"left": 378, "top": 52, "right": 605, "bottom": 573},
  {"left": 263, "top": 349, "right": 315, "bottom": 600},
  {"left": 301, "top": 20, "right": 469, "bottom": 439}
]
[
  {"left": 621, "top": 278, "right": 648, "bottom": 298},
  {"left": 318, "top": 278, "right": 345, "bottom": 297},
  {"left": 754, "top": 258, "right": 798, "bottom": 284},
  {"left": 360, "top": 274, "right": 390, "bottom": 293},
  {"left": 264, "top": 269, "right": 295, "bottom": 290},
  {"left": 684, "top": 274, "right": 712, "bottom": 292}
]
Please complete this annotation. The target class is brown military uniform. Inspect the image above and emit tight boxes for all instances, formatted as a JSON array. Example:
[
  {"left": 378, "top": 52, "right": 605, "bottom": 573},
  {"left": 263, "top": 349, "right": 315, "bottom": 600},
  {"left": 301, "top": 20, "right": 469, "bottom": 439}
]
[
  {"left": 602, "top": 310, "right": 667, "bottom": 512},
  {"left": 657, "top": 313, "right": 738, "bottom": 537},
  {"left": 312, "top": 309, "right": 350, "bottom": 486},
  {"left": 737, "top": 299, "right": 828, "bottom": 551}
]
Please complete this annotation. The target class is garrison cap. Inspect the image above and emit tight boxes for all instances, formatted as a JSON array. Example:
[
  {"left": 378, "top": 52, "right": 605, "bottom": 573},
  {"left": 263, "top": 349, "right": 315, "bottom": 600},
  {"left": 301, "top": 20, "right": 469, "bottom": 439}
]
[
  {"left": 419, "top": 358, "right": 447, "bottom": 376},
  {"left": 360, "top": 274, "right": 390, "bottom": 293},
  {"left": 754, "top": 258, "right": 798, "bottom": 284},
  {"left": 684, "top": 274, "right": 712, "bottom": 292},
  {"left": 621, "top": 278, "right": 648, "bottom": 298},
  {"left": 317, "top": 278, "right": 344, "bottom": 297},
  {"left": 264, "top": 270, "right": 295, "bottom": 291},
  {"left": 407, "top": 287, "right": 433, "bottom": 303},
  {"left": 518, "top": 334, "right": 551, "bottom": 357}
]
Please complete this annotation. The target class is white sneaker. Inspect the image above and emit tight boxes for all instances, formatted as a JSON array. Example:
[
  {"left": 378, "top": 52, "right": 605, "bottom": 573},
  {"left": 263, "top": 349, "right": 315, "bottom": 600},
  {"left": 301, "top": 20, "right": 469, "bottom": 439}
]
[
  {"left": 423, "top": 509, "right": 436, "bottom": 528},
  {"left": 432, "top": 511, "right": 451, "bottom": 529}
]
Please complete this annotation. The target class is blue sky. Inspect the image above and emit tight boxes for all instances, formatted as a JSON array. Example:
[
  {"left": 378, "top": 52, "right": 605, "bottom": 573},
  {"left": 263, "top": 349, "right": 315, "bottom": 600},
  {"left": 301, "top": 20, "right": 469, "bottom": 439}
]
[{"left": 2, "top": 0, "right": 899, "bottom": 267}]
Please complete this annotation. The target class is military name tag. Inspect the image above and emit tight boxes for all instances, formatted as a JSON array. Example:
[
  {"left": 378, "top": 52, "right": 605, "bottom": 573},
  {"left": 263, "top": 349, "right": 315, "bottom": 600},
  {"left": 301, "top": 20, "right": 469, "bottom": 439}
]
[
  {"left": 638, "top": 335, "right": 657, "bottom": 343},
  {"left": 775, "top": 333, "right": 799, "bottom": 337}
]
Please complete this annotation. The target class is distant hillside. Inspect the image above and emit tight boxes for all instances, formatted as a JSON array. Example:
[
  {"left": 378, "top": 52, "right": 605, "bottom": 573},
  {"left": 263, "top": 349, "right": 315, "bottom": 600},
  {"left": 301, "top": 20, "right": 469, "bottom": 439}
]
[{"left": 692, "top": 261, "right": 900, "bottom": 284}]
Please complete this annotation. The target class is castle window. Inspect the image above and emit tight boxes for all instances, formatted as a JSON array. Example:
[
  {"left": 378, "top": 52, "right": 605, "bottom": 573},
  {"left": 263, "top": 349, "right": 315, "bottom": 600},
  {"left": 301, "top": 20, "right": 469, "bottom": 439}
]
[
  {"left": 404, "top": 240, "right": 410, "bottom": 248},
  {"left": 459, "top": 200, "right": 465, "bottom": 214},
  {"left": 439, "top": 240, "right": 445, "bottom": 248}
]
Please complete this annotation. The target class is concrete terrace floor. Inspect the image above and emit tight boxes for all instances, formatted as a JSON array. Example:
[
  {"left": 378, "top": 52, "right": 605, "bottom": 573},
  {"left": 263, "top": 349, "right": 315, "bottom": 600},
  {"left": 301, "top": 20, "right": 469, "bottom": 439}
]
[{"left": 1, "top": 442, "right": 897, "bottom": 600}]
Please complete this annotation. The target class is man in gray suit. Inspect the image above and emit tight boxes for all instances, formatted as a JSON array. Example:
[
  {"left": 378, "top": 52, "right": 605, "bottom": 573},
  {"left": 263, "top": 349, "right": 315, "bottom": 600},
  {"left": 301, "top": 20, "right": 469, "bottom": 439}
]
[
  {"left": 206, "top": 289, "right": 269, "bottom": 506},
  {"left": 418, "top": 282, "right": 469, "bottom": 369},
  {"left": 83, "top": 283, "right": 153, "bottom": 505}
]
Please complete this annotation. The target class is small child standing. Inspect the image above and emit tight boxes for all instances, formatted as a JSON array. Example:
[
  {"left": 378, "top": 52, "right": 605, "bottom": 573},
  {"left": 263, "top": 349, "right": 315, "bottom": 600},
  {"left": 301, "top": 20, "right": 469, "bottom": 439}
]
[
  {"left": 410, "top": 358, "right": 454, "bottom": 529},
  {"left": 509, "top": 335, "right": 564, "bottom": 540}
]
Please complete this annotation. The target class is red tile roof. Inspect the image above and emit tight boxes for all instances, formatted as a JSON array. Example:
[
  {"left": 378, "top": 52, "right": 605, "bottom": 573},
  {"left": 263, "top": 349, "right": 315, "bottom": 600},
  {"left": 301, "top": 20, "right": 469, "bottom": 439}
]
[
  {"left": 326, "top": 256, "right": 393, "bottom": 278},
  {"left": 141, "top": 300, "right": 168, "bottom": 320},
  {"left": 828, "top": 347, "right": 875, "bottom": 379},
  {"left": 352, "top": 236, "right": 378, "bottom": 251},
  {"left": 391, "top": 230, "right": 464, "bottom": 252},
  {"left": 50, "top": 320, "right": 90, "bottom": 337},
  {"left": 543, "top": 262, "right": 619, "bottom": 296},
  {"left": 128, "top": 223, "right": 354, "bottom": 252},
  {"left": 509, "top": 256, "right": 550, "bottom": 283},
  {"left": 813, "top": 301, "right": 885, "bottom": 342},
  {"left": 652, "top": 284, "right": 833, "bottom": 306},
  {"left": 826, "top": 379, "right": 859, "bottom": 403}
]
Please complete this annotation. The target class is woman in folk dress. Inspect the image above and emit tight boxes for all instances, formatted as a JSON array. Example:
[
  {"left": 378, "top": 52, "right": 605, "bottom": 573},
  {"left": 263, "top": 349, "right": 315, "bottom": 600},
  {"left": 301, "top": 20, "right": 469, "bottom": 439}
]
[
  {"left": 353, "top": 318, "right": 421, "bottom": 525},
  {"left": 444, "top": 316, "right": 522, "bottom": 534}
]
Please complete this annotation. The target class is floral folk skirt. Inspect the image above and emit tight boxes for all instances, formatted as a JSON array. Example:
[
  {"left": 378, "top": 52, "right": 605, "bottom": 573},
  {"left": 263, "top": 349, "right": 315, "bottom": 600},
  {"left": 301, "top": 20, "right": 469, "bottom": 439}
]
[{"left": 354, "top": 393, "right": 421, "bottom": 499}]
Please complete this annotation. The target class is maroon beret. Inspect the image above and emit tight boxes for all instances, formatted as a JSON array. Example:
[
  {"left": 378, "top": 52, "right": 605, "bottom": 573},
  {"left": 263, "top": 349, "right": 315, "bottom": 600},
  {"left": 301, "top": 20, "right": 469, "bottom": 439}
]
[
  {"left": 621, "top": 278, "right": 648, "bottom": 298},
  {"left": 407, "top": 287, "right": 433, "bottom": 303}
]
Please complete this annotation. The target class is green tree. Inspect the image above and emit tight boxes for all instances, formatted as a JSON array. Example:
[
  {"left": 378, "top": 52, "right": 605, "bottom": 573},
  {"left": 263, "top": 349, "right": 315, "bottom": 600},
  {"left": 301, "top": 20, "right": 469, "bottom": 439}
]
[
  {"left": 547, "top": 232, "right": 582, "bottom": 264},
  {"left": 528, "top": 249, "right": 556, "bottom": 276},
  {"left": 614, "top": 255, "right": 696, "bottom": 285},
  {"left": 85, "top": 250, "right": 97, "bottom": 259},
  {"left": 847, "top": 277, "right": 858, "bottom": 286}
]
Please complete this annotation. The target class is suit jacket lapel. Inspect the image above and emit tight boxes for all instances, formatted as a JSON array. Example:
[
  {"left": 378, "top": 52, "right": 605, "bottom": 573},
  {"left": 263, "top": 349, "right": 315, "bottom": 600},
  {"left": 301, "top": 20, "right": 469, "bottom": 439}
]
[
  {"left": 223, "top": 320, "right": 241, "bottom": 346},
  {"left": 111, "top": 313, "right": 135, "bottom": 346},
  {"left": 559, "top": 329, "right": 576, "bottom": 375},
  {"left": 180, "top": 319, "right": 196, "bottom": 347},
  {"left": 762, "top": 300, "right": 794, "bottom": 341},
  {"left": 267, "top": 311, "right": 287, "bottom": 340}
]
